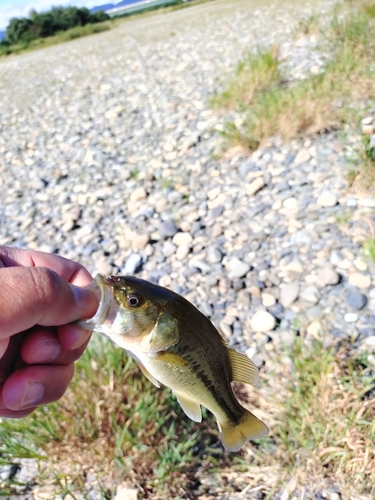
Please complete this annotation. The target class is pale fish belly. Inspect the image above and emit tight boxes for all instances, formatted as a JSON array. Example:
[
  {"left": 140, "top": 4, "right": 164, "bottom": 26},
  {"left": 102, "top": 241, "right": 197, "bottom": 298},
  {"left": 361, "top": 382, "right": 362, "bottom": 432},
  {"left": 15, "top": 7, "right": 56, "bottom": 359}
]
[{"left": 135, "top": 350, "right": 233, "bottom": 426}]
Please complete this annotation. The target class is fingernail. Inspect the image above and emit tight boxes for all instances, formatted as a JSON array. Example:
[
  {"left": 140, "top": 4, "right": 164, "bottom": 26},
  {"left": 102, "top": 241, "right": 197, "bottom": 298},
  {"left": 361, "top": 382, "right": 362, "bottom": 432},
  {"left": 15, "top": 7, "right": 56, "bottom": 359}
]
[
  {"left": 20, "top": 382, "right": 44, "bottom": 408},
  {"left": 68, "top": 328, "right": 91, "bottom": 350},
  {"left": 36, "top": 340, "right": 61, "bottom": 362},
  {"left": 71, "top": 284, "right": 98, "bottom": 318}
]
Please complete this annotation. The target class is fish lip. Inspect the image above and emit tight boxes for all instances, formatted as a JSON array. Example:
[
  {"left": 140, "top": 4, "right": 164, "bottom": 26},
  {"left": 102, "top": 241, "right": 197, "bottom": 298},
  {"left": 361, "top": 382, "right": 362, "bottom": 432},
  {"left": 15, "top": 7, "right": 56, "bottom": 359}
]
[{"left": 76, "top": 274, "right": 113, "bottom": 331}]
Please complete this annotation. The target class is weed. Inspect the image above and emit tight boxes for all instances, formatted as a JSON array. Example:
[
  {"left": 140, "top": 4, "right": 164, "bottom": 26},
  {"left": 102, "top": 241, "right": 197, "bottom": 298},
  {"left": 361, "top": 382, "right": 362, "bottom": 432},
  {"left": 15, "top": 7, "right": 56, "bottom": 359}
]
[
  {"left": 2, "top": 334, "right": 375, "bottom": 498},
  {"left": 212, "top": 9, "right": 375, "bottom": 153},
  {"left": 362, "top": 237, "right": 375, "bottom": 261},
  {"left": 211, "top": 47, "right": 280, "bottom": 111}
]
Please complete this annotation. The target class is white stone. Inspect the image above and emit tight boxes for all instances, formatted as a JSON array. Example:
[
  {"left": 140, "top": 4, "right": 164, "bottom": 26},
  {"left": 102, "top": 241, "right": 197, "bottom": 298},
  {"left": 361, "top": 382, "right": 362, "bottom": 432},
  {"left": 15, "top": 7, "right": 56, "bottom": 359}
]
[
  {"left": 227, "top": 258, "right": 251, "bottom": 278},
  {"left": 279, "top": 282, "right": 299, "bottom": 307},
  {"left": 250, "top": 310, "right": 276, "bottom": 332},
  {"left": 284, "top": 260, "right": 304, "bottom": 273},
  {"left": 130, "top": 187, "right": 147, "bottom": 202},
  {"left": 176, "top": 244, "right": 191, "bottom": 260},
  {"left": 317, "top": 192, "right": 338, "bottom": 207},
  {"left": 344, "top": 313, "right": 358, "bottom": 323},
  {"left": 316, "top": 266, "right": 340, "bottom": 287},
  {"left": 95, "top": 258, "right": 113, "bottom": 276},
  {"left": 362, "top": 116, "right": 373, "bottom": 125},
  {"left": 362, "top": 124, "right": 374, "bottom": 135},
  {"left": 353, "top": 259, "right": 367, "bottom": 271},
  {"left": 261, "top": 293, "right": 276, "bottom": 307},
  {"left": 361, "top": 336, "right": 375, "bottom": 347},
  {"left": 247, "top": 177, "right": 265, "bottom": 196},
  {"left": 358, "top": 197, "right": 375, "bottom": 208},
  {"left": 348, "top": 273, "right": 371, "bottom": 289},
  {"left": 306, "top": 321, "right": 322, "bottom": 336},
  {"left": 282, "top": 197, "right": 298, "bottom": 210},
  {"left": 293, "top": 149, "right": 311, "bottom": 165},
  {"left": 300, "top": 286, "right": 320, "bottom": 304},
  {"left": 115, "top": 487, "right": 138, "bottom": 500},
  {"left": 173, "top": 232, "right": 193, "bottom": 246},
  {"left": 207, "top": 187, "right": 220, "bottom": 200}
]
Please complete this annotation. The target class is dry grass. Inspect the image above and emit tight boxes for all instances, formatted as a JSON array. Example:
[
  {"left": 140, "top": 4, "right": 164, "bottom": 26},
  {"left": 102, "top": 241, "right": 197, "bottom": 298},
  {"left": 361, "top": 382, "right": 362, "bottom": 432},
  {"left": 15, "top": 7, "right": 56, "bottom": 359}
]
[
  {"left": 1, "top": 335, "right": 374, "bottom": 499},
  {"left": 213, "top": 5, "right": 375, "bottom": 154}
]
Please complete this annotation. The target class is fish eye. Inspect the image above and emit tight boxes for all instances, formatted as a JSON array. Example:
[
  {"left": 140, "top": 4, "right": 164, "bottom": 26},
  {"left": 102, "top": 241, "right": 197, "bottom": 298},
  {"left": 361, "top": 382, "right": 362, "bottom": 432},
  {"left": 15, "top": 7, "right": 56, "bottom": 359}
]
[{"left": 126, "top": 293, "right": 143, "bottom": 308}]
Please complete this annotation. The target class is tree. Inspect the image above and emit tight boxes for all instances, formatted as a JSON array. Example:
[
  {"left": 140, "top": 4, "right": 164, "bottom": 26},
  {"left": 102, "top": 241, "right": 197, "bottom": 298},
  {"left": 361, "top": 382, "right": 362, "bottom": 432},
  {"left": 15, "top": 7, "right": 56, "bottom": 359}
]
[{"left": 6, "top": 17, "right": 32, "bottom": 44}]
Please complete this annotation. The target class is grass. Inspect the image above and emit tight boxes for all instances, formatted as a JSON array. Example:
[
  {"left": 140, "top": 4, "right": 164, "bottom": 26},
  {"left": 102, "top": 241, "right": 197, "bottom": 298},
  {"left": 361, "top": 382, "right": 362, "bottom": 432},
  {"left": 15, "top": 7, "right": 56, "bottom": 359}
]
[
  {"left": 212, "top": 5, "right": 375, "bottom": 155},
  {"left": 362, "top": 237, "right": 375, "bottom": 261},
  {"left": 1, "top": 335, "right": 374, "bottom": 499}
]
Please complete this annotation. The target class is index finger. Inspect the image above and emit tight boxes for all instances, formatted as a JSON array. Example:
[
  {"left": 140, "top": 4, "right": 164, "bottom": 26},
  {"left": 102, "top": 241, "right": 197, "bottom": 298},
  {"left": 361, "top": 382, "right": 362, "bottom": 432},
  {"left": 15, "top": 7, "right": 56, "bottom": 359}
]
[{"left": 0, "top": 246, "right": 92, "bottom": 286}]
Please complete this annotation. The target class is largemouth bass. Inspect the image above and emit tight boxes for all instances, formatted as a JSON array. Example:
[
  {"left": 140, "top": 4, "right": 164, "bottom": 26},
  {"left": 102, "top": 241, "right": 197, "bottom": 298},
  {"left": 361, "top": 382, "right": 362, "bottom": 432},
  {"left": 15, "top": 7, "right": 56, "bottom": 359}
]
[{"left": 78, "top": 274, "right": 268, "bottom": 451}]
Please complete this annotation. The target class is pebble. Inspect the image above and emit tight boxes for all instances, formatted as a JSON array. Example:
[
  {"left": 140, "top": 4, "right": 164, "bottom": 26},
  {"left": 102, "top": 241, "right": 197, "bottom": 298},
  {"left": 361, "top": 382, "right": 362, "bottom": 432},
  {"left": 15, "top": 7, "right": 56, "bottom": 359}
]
[
  {"left": 247, "top": 177, "right": 266, "bottom": 195},
  {"left": 261, "top": 292, "right": 277, "bottom": 307},
  {"left": 344, "top": 313, "right": 358, "bottom": 323},
  {"left": 123, "top": 253, "right": 143, "bottom": 274},
  {"left": 0, "top": 0, "right": 372, "bottom": 497},
  {"left": 317, "top": 191, "right": 338, "bottom": 207},
  {"left": 250, "top": 310, "right": 276, "bottom": 332},
  {"left": 279, "top": 282, "right": 299, "bottom": 307},
  {"left": 95, "top": 258, "right": 113, "bottom": 276},
  {"left": 173, "top": 232, "right": 193, "bottom": 246},
  {"left": 316, "top": 266, "right": 341, "bottom": 286},
  {"left": 227, "top": 258, "right": 250, "bottom": 279},
  {"left": 206, "top": 246, "right": 223, "bottom": 264},
  {"left": 293, "top": 148, "right": 311, "bottom": 165},
  {"left": 347, "top": 292, "right": 368, "bottom": 310},
  {"left": 299, "top": 286, "right": 320, "bottom": 304},
  {"left": 130, "top": 187, "right": 147, "bottom": 202},
  {"left": 158, "top": 221, "right": 178, "bottom": 239},
  {"left": 348, "top": 273, "right": 371, "bottom": 289}
]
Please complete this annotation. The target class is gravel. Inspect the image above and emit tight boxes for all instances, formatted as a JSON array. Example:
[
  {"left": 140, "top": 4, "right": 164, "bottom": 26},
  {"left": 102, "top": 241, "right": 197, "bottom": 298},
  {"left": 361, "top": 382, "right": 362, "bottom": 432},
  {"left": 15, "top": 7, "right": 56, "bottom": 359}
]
[{"left": 1, "top": 0, "right": 375, "bottom": 497}]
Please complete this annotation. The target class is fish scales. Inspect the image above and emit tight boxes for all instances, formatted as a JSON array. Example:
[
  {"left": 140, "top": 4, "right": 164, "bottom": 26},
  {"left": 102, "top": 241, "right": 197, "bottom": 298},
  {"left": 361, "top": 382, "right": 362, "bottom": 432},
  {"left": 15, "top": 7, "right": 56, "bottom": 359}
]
[{"left": 78, "top": 274, "right": 268, "bottom": 451}]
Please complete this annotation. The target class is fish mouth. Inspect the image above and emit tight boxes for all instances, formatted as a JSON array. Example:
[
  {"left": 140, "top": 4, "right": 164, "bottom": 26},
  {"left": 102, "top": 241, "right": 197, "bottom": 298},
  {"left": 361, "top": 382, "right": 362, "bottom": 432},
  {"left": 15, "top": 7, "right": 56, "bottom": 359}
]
[{"left": 76, "top": 274, "right": 113, "bottom": 331}]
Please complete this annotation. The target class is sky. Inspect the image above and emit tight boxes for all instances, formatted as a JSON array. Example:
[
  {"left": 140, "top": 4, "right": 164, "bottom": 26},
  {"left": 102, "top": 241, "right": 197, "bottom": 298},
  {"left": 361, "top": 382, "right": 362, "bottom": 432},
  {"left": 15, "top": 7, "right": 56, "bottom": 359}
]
[{"left": 0, "top": 0, "right": 112, "bottom": 30}]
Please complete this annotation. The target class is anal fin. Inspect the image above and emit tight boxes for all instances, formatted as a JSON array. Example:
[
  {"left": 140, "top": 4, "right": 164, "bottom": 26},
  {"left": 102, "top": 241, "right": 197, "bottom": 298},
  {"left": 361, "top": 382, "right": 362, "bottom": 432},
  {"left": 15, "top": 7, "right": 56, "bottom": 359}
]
[
  {"left": 228, "top": 348, "right": 259, "bottom": 385},
  {"left": 174, "top": 392, "right": 202, "bottom": 422}
]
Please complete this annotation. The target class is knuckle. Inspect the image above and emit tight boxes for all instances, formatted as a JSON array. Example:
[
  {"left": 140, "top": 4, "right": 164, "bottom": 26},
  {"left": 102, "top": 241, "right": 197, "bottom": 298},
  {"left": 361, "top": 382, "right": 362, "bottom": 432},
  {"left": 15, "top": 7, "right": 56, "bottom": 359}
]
[{"left": 29, "top": 267, "right": 60, "bottom": 301}]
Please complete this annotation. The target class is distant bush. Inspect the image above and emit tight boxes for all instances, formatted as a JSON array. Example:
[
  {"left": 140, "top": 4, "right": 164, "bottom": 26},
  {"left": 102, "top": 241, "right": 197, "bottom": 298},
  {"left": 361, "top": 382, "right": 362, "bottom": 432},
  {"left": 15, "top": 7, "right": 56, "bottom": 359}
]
[
  {"left": 5, "top": 6, "right": 109, "bottom": 45},
  {"left": 60, "top": 22, "right": 111, "bottom": 41}
]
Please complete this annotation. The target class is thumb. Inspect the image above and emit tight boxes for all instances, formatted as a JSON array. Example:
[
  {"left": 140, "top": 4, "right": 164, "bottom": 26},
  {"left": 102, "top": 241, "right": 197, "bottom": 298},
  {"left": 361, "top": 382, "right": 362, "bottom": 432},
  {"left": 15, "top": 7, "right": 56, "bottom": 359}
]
[{"left": 0, "top": 267, "right": 98, "bottom": 339}]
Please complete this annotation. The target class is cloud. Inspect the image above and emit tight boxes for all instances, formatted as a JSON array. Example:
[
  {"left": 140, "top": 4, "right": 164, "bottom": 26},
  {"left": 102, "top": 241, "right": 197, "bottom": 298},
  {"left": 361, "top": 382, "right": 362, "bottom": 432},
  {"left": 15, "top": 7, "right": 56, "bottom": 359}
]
[{"left": 0, "top": 0, "right": 103, "bottom": 30}]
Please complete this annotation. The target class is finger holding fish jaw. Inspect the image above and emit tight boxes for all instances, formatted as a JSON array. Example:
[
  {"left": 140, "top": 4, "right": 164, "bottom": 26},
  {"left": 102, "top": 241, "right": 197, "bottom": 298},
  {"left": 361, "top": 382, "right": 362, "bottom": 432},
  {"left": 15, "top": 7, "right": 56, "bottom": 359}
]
[{"left": 79, "top": 273, "right": 268, "bottom": 451}]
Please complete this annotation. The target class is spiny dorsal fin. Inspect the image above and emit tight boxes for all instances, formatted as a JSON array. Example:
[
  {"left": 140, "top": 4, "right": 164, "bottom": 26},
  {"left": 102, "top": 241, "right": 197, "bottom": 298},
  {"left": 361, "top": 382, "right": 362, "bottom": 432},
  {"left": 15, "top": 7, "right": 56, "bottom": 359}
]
[
  {"left": 228, "top": 348, "right": 259, "bottom": 386},
  {"left": 174, "top": 392, "right": 202, "bottom": 422}
]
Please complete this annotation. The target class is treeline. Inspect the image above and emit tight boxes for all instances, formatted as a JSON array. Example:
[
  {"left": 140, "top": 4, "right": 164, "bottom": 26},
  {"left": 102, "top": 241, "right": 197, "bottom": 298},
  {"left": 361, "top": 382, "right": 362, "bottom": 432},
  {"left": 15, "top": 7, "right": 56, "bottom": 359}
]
[{"left": 2, "top": 6, "right": 109, "bottom": 46}]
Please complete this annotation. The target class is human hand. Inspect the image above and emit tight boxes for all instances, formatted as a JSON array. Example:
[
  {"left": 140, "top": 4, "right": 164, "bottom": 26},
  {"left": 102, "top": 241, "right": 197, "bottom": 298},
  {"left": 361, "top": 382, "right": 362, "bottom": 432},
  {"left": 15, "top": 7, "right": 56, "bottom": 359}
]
[{"left": 0, "top": 246, "right": 98, "bottom": 418}]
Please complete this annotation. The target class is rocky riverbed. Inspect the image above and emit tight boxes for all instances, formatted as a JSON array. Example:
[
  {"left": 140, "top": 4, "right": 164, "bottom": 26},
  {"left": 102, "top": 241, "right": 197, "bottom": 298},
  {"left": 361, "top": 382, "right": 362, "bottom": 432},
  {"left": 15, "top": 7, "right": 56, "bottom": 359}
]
[{"left": 1, "top": 0, "right": 375, "bottom": 497}]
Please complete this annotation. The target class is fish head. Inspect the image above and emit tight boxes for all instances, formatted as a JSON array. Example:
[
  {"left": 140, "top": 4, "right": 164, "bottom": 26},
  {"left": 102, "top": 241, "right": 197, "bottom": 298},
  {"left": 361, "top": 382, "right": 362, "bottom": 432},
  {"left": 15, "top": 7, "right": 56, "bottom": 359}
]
[{"left": 78, "top": 274, "right": 179, "bottom": 353}]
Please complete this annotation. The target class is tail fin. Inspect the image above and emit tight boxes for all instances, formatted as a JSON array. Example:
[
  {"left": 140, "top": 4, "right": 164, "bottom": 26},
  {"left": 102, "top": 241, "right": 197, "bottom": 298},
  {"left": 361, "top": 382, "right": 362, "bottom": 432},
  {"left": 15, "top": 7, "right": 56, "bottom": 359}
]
[{"left": 220, "top": 410, "right": 268, "bottom": 452}]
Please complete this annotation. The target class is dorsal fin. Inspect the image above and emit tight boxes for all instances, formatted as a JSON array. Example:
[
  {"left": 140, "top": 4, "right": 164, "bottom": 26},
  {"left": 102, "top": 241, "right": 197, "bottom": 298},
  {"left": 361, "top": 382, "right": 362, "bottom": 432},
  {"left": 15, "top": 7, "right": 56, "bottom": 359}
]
[{"left": 228, "top": 348, "right": 259, "bottom": 386}]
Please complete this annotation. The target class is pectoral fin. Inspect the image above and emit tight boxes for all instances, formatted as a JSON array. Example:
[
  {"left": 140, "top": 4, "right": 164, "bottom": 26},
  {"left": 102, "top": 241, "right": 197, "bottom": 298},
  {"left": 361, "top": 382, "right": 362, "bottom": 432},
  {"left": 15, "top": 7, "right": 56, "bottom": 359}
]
[
  {"left": 174, "top": 392, "right": 202, "bottom": 422},
  {"left": 126, "top": 350, "right": 160, "bottom": 388},
  {"left": 228, "top": 348, "right": 259, "bottom": 386},
  {"left": 137, "top": 363, "right": 161, "bottom": 388}
]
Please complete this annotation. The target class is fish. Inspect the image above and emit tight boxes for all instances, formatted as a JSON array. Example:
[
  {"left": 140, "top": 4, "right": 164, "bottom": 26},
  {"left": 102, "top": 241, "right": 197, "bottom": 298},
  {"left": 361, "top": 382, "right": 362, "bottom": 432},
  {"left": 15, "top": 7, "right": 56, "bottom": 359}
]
[{"left": 78, "top": 274, "right": 268, "bottom": 451}]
